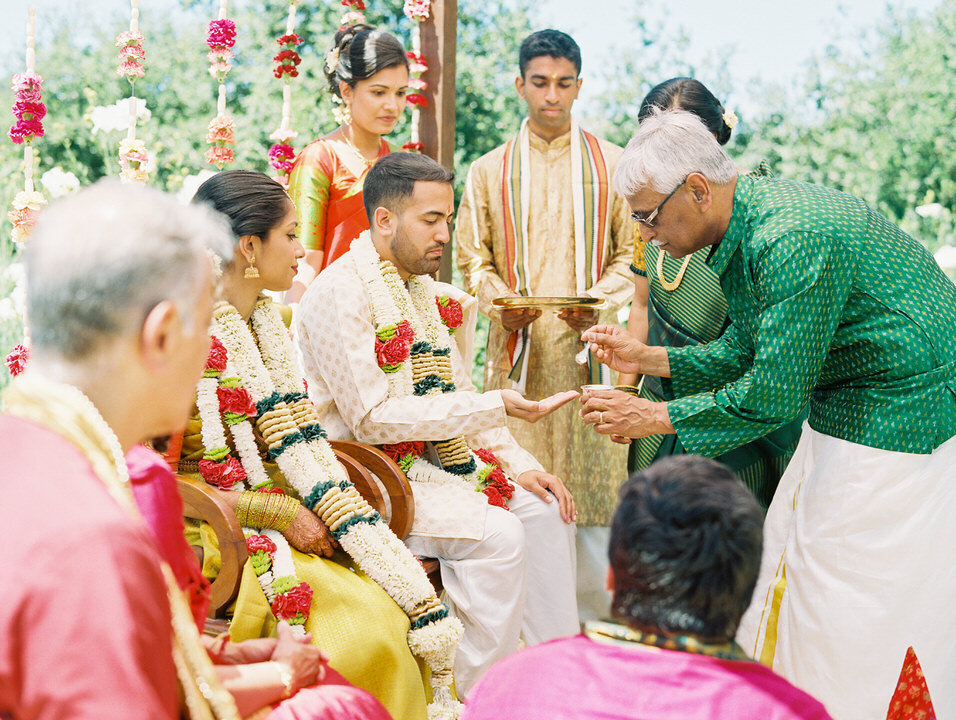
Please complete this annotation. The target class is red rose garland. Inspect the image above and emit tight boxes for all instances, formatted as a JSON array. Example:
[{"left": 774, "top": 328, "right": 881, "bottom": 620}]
[{"left": 374, "top": 319, "right": 415, "bottom": 373}]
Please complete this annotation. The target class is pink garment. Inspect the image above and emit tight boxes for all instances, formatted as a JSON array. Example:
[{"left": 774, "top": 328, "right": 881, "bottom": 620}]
[
  {"left": 127, "top": 444, "right": 210, "bottom": 628},
  {"left": 462, "top": 634, "right": 832, "bottom": 720},
  {"left": 126, "top": 446, "right": 393, "bottom": 720},
  {"left": 0, "top": 416, "right": 178, "bottom": 720}
]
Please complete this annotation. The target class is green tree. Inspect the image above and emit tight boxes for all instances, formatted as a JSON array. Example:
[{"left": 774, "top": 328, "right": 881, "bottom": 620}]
[{"left": 737, "top": 0, "right": 956, "bottom": 249}]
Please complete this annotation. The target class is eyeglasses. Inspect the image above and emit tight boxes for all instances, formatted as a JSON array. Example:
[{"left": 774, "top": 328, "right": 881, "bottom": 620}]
[{"left": 630, "top": 178, "right": 687, "bottom": 228}]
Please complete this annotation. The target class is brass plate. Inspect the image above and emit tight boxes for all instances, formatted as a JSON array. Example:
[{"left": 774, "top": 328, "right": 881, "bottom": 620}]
[{"left": 492, "top": 296, "right": 605, "bottom": 310}]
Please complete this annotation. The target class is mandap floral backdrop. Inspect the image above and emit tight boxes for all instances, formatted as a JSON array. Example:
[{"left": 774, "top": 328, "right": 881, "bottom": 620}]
[{"left": 2, "top": 0, "right": 955, "bottom": 389}]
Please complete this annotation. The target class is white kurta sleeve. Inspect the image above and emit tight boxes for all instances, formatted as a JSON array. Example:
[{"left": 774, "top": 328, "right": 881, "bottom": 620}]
[{"left": 297, "top": 260, "right": 511, "bottom": 446}]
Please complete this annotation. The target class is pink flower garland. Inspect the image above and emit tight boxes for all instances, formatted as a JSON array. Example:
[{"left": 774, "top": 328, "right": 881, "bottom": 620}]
[
  {"left": 268, "top": 143, "right": 295, "bottom": 175},
  {"left": 115, "top": 30, "right": 145, "bottom": 80},
  {"left": 207, "top": 19, "right": 237, "bottom": 83},
  {"left": 403, "top": 0, "right": 431, "bottom": 22},
  {"left": 8, "top": 72, "right": 45, "bottom": 144},
  {"left": 205, "top": 111, "right": 236, "bottom": 169}
]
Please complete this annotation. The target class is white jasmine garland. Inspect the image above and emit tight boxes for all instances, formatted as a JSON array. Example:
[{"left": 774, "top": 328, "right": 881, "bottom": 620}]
[
  {"left": 208, "top": 297, "right": 462, "bottom": 716},
  {"left": 352, "top": 233, "right": 502, "bottom": 496}
]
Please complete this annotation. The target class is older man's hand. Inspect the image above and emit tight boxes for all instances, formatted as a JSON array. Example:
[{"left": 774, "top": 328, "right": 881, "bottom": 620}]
[
  {"left": 579, "top": 388, "right": 674, "bottom": 439},
  {"left": 580, "top": 324, "right": 648, "bottom": 374}
]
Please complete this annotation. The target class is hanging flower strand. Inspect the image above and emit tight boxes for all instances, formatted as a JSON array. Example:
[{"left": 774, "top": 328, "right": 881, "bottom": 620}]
[
  {"left": 266, "top": 1, "right": 303, "bottom": 187},
  {"left": 402, "top": 1, "right": 432, "bottom": 153},
  {"left": 7, "top": 6, "right": 48, "bottom": 247},
  {"left": 115, "top": 0, "right": 149, "bottom": 184},
  {"left": 205, "top": 1, "right": 237, "bottom": 170}
]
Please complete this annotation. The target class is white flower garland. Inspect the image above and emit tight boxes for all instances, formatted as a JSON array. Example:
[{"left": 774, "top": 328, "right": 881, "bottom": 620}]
[
  {"left": 198, "top": 297, "right": 463, "bottom": 718},
  {"left": 351, "top": 233, "right": 505, "bottom": 494}
]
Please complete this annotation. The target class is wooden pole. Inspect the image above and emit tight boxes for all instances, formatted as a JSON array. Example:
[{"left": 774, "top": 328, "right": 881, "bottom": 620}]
[{"left": 418, "top": 0, "right": 457, "bottom": 283}]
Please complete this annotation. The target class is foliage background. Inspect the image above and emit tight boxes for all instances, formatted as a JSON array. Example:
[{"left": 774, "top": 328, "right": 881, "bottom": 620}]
[{"left": 1, "top": 0, "right": 954, "bottom": 390}]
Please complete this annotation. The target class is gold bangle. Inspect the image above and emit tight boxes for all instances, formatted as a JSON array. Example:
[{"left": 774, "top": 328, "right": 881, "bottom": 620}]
[
  {"left": 235, "top": 491, "right": 255, "bottom": 526},
  {"left": 274, "top": 496, "right": 300, "bottom": 532},
  {"left": 272, "top": 661, "right": 293, "bottom": 699}
]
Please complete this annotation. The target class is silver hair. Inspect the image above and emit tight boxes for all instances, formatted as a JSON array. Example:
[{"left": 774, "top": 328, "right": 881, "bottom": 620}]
[
  {"left": 25, "top": 179, "right": 232, "bottom": 359},
  {"left": 613, "top": 107, "right": 737, "bottom": 198}
]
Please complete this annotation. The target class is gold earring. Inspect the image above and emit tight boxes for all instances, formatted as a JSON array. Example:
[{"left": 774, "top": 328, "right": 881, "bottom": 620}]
[{"left": 244, "top": 255, "right": 259, "bottom": 279}]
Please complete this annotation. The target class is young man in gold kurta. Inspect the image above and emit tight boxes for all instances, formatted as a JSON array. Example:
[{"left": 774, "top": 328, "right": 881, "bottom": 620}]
[{"left": 455, "top": 30, "right": 634, "bottom": 618}]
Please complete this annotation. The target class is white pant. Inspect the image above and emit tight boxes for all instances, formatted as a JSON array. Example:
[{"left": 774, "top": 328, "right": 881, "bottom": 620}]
[
  {"left": 737, "top": 424, "right": 956, "bottom": 720},
  {"left": 405, "top": 485, "right": 578, "bottom": 693}
]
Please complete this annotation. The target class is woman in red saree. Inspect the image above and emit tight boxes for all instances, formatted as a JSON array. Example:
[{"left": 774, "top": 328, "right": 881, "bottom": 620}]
[{"left": 286, "top": 25, "right": 408, "bottom": 302}]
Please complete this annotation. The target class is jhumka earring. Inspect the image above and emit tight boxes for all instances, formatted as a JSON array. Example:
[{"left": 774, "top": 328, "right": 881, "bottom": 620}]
[{"left": 244, "top": 255, "right": 260, "bottom": 279}]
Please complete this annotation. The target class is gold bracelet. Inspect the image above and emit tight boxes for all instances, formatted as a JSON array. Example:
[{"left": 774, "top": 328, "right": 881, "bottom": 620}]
[
  {"left": 274, "top": 495, "right": 300, "bottom": 532},
  {"left": 235, "top": 491, "right": 255, "bottom": 526},
  {"left": 272, "top": 661, "right": 293, "bottom": 699}
]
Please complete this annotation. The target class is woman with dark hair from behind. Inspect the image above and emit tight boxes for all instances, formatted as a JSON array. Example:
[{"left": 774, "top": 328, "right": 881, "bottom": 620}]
[
  {"left": 618, "top": 78, "right": 803, "bottom": 509},
  {"left": 286, "top": 25, "right": 409, "bottom": 301},
  {"left": 169, "top": 170, "right": 435, "bottom": 720}
]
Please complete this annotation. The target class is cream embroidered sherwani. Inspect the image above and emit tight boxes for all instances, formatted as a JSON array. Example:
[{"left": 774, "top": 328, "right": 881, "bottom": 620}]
[
  {"left": 295, "top": 250, "right": 579, "bottom": 693},
  {"left": 456, "top": 128, "right": 634, "bottom": 527}
]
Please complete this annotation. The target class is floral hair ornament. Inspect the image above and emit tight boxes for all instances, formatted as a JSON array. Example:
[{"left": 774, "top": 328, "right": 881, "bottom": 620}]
[
  {"left": 722, "top": 109, "right": 738, "bottom": 131},
  {"left": 325, "top": 46, "right": 341, "bottom": 74}
]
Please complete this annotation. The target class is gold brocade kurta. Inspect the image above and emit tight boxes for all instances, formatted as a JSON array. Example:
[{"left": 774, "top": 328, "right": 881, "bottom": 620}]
[{"left": 456, "top": 129, "right": 635, "bottom": 526}]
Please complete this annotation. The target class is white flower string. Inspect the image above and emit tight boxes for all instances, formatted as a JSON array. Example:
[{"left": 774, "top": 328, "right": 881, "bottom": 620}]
[
  {"left": 350, "top": 232, "right": 517, "bottom": 510},
  {"left": 198, "top": 296, "right": 463, "bottom": 718}
]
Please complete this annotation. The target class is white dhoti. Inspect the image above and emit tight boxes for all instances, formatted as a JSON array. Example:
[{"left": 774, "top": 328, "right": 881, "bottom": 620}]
[
  {"left": 737, "top": 424, "right": 956, "bottom": 720},
  {"left": 405, "top": 486, "right": 578, "bottom": 693}
]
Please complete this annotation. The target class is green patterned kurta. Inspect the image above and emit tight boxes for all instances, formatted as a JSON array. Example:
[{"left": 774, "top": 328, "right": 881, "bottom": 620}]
[{"left": 666, "top": 172, "right": 956, "bottom": 455}]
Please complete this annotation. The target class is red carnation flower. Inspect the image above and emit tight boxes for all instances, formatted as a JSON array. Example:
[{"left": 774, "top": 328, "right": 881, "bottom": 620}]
[
  {"left": 341, "top": 0, "right": 366, "bottom": 9},
  {"left": 376, "top": 335, "right": 410, "bottom": 368},
  {"left": 206, "top": 336, "right": 228, "bottom": 372},
  {"left": 276, "top": 33, "right": 303, "bottom": 47},
  {"left": 199, "top": 455, "right": 247, "bottom": 490},
  {"left": 271, "top": 581, "right": 313, "bottom": 619},
  {"left": 405, "top": 93, "right": 428, "bottom": 108},
  {"left": 490, "top": 474, "right": 514, "bottom": 500},
  {"left": 474, "top": 447, "right": 501, "bottom": 467},
  {"left": 436, "top": 297, "right": 463, "bottom": 329},
  {"left": 217, "top": 385, "right": 257, "bottom": 417},
  {"left": 402, "top": 141, "right": 424, "bottom": 153},
  {"left": 246, "top": 534, "right": 277, "bottom": 555},
  {"left": 394, "top": 320, "right": 414, "bottom": 342},
  {"left": 483, "top": 485, "right": 508, "bottom": 509},
  {"left": 5, "top": 343, "right": 30, "bottom": 377},
  {"left": 381, "top": 441, "right": 425, "bottom": 463}
]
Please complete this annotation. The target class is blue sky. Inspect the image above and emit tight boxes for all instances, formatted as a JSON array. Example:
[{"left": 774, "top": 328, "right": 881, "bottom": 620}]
[{"left": 0, "top": 0, "right": 941, "bottom": 117}]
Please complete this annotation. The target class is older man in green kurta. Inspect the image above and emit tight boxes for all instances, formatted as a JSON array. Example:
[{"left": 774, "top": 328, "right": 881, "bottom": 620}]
[{"left": 581, "top": 108, "right": 956, "bottom": 720}]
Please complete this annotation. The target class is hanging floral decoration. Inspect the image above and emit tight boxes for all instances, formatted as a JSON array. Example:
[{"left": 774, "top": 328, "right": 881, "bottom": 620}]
[
  {"left": 7, "top": 10, "right": 47, "bottom": 247},
  {"left": 207, "top": 18, "right": 237, "bottom": 82},
  {"left": 403, "top": 0, "right": 431, "bottom": 22},
  {"left": 115, "top": 31, "right": 146, "bottom": 80},
  {"left": 194, "top": 296, "right": 464, "bottom": 717},
  {"left": 267, "top": 2, "right": 303, "bottom": 186},
  {"left": 205, "top": 115, "right": 236, "bottom": 168},
  {"left": 352, "top": 232, "right": 517, "bottom": 512},
  {"left": 273, "top": 33, "right": 303, "bottom": 79},
  {"left": 205, "top": 4, "right": 237, "bottom": 170},
  {"left": 8, "top": 73, "right": 45, "bottom": 144},
  {"left": 5, "top": 343, "right": 30, "bottom": 377},
  {"left": 402, "top": 31, "right": 430, "bottom": 152},
  {"left": 114, "top": 3, "right": 150, "bottom": 184}
]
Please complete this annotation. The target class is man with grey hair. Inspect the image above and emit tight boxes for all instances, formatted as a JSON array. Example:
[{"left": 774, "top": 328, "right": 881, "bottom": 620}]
[
  {"left": 580, "top": 108, "right": 956, "bottom": 719},
  {"left": 0, "top": 180, "right": 230, "bottom": 719}
]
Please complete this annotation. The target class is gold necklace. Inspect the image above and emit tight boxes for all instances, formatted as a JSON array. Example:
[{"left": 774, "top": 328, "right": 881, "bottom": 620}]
[
  {"left": 342, "top": 126, "right": 376, "bottom": 168},
  {"left": 656, "top": 250, "right": 692, "bottom": 292}
]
